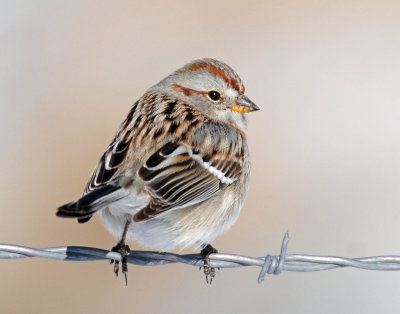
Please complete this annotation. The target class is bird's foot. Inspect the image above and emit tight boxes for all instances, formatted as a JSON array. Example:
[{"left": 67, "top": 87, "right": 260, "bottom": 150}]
[
  {"left": 200, "top": 244, "right": 218, "bottom": 284},
  {"left": 110, "top": 240, "right": 131, "bottom": 286}
]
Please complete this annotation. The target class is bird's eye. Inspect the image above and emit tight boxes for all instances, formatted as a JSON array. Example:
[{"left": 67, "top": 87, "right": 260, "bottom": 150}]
[{"left": 208, "top": 91, "right": 221, "bottom": 101}]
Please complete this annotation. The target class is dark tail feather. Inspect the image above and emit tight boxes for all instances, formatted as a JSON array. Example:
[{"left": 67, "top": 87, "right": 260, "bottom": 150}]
[
  {"left": 56, "top": 200, "right": 99, "bottom": 222},
  {"left": 56, "top": 185, "right": 121, "bottom": 223},
  {"left": 77, "top": 216, "right": 92, "bottom": 224}
]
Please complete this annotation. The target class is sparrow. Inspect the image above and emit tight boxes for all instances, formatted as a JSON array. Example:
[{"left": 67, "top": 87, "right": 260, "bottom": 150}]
[{"left": 57, "top": 58, "right": 259, "bottom": 284}]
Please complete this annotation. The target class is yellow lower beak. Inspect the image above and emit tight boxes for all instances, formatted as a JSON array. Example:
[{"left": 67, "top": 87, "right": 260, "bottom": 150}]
[
  {"left": 230, "top": 105, "right": 255, "bottom": 113},
  {"left": 230, "top": 95, "right": 259, "bottom": 113}
]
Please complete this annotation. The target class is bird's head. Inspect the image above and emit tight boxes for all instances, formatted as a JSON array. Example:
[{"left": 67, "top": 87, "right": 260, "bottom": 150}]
[{"left": 152, "top": 58, "right": 259, "bottom": 128}]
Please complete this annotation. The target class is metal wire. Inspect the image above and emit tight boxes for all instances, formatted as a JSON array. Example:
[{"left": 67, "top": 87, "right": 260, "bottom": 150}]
[{"left": 2, "top": 232, "right": 400, "bottom": 283}]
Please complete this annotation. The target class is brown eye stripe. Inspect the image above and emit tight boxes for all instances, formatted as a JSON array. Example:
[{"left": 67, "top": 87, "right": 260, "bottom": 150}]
[
  {"left": 174, "top": 83, "right": 211, "bottom": 97},
  {"left": 172, "top": 84, "right": 228, "bottom": 103},
  {"left": 172, "top": 84, "right": 196, "bottom": 96}
]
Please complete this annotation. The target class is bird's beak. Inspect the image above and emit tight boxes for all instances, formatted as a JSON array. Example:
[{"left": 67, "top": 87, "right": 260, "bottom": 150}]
[{"left": 230, "top": 95, "right": 260, "bottom": 113}]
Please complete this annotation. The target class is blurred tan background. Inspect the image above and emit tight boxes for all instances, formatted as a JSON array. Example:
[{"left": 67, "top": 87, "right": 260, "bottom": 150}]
[{"left": 1, "top": 1, "right": 400, "bottom": 313}]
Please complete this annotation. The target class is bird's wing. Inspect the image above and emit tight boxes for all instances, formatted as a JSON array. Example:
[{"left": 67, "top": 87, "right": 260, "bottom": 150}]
[
  {"left": 134, "top": 122, "right": 245, "bottom": 222},
  {"left": 84, "top": 107, "right": 136, "bottom": 195}
]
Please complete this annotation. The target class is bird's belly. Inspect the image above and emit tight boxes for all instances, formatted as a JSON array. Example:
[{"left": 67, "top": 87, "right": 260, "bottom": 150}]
[
  {"left": 98, "top": 185, "right": 245, "bottom": 252},
  {"left": 97, "top": 193, "right": 148, "bottom": 239},
  {"left": 126, "top": 188, "right": 243, "bottom": 251}
]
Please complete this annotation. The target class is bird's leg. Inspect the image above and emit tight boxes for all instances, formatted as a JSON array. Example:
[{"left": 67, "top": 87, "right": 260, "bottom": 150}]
[
  {"left": 110, "top": 219, "right": 131, "bottom": 286},
  {"left": 200, "top": 244, "right": 218, "bottom": 284}
]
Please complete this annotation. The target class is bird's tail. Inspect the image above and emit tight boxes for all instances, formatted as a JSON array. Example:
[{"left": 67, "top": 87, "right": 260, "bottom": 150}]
[{"left": 56, "top": 185, "right": 125, "bottom": 223}]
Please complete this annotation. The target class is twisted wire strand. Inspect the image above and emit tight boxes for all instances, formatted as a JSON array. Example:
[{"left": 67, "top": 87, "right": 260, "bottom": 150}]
[{"left": 2, "top": 232, "right": 400, "bottom": 283}]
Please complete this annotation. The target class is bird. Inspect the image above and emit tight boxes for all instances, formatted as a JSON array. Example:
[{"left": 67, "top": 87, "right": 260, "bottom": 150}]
[{"left": 57, "top": 58, "right": 259, "bottom": 284}]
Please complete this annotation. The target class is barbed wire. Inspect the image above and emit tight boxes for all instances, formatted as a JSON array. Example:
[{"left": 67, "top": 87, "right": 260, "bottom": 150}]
[{"left": 2, "top": 232, "right": 400, "bottom": 283}]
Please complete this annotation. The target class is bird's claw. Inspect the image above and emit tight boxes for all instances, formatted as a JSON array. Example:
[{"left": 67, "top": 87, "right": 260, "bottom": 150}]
[
  {"left": 200, "top": 244, "right": 218, "bottom": 285},
  {"left": 202, "top": 256, "right": 216, "bottom": 284},
  {"left": 111, "top": 241, "right": 130, "bottom": 286}
]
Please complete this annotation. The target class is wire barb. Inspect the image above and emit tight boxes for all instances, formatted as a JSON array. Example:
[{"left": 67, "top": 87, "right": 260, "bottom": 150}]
[
  {"left": 258, "top": 231, "right": 289, "bottom": 283},
  {"left": 2, "top": 233, "right": 400, "bottom": 283}
]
